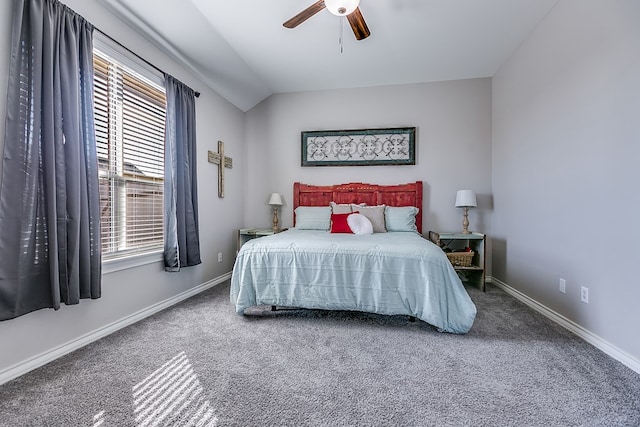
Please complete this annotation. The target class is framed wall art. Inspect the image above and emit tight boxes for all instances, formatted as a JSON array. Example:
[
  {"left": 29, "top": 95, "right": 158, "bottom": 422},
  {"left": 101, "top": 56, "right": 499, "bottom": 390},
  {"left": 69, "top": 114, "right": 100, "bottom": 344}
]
[{"left": 301, "top": 127, "right": 416, "bottom": 167}]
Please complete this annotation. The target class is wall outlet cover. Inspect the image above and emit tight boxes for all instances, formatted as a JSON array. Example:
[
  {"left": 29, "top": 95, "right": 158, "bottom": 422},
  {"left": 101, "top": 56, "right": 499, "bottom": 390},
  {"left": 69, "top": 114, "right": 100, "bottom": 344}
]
[{"left": 581, "top": 286, "right": 589, "bottom": 303}]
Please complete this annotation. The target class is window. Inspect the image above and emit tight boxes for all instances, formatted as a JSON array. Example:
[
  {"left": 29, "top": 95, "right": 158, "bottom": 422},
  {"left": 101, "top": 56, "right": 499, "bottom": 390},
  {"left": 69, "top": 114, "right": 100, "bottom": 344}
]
[{"left": 93, "top": 43, "right": 166, "bottom": 260}]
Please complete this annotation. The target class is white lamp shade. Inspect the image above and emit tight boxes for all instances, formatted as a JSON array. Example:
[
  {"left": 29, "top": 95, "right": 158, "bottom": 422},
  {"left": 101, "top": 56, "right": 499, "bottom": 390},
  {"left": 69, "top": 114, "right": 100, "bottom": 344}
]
[
  {"left": 324, "top": 0, "right": 360, "bottom": 16},
  {"left": 268, "top": 193, "right": 283, "bottom": 206},
  {"left": 455, "top": 190, "right": 477, "bottom": 208}
]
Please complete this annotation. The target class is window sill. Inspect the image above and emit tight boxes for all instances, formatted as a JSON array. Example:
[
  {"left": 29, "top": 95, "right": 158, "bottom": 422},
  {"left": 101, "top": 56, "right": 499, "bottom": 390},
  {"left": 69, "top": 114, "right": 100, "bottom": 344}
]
[{"left": 102, "top": 251, "right": 163, "bottom": 274}]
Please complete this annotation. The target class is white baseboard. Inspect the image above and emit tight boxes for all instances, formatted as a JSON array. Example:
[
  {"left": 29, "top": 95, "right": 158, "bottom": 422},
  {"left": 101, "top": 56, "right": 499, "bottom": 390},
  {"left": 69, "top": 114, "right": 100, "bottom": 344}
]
[
  {"left": 489, "top": 277, "right": 640, "bottom": 375},
  {"left": 0, "top": 272, "right": 232, "bottom": 386}
]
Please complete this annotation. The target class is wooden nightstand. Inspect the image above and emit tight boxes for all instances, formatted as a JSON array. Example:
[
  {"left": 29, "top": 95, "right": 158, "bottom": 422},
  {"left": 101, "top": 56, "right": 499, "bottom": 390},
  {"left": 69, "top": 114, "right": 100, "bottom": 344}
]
[
  {"left": 428, "top": 231, "right": 486, "bottom": 291},
  {"left": 237, "top": 228, "right": 274, "bottom": 254}
]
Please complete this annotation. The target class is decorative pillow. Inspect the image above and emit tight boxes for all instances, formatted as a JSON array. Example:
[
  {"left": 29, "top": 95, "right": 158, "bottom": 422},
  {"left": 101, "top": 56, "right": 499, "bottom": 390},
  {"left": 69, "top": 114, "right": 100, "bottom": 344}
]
[
  {"left": 330, "top": 202, "right": 353, "bottom": 214},
  {"left": 385, "top": 206, "right": 419, "bottom": 232},
  {"left": 353, "top": 205, "right": 386, "bottom": 233},
  {"left": 347, "top": 213, "right": 373, "bottom": 235},
  {"left": 294, "top": 206, "right": 331, "bottom": 230},
  {"left": 330, "top": 213, "right": 354, "bottom": 233}
]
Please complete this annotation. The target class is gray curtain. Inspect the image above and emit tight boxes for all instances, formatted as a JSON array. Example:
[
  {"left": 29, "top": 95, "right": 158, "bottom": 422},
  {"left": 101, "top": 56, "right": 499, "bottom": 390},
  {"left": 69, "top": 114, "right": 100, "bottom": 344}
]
[
  {"left": 163, "top": 75, "right": 201, "bottom": 271},
  {"left": 0, "top": 0, "right": 101, "bottom": 321}
]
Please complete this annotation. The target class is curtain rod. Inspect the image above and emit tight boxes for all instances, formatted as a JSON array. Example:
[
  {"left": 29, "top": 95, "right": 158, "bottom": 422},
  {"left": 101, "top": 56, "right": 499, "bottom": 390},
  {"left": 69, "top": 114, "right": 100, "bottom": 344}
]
[{"left": 94, "top": 27, "right": 201, "bottom": 98}]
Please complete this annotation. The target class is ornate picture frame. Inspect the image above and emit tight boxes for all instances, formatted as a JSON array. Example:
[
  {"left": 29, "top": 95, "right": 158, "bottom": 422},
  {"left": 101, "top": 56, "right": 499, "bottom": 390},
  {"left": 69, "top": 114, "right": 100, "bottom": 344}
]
[{"left": 301, "top": 127, "right": 416, "bottom": 167}]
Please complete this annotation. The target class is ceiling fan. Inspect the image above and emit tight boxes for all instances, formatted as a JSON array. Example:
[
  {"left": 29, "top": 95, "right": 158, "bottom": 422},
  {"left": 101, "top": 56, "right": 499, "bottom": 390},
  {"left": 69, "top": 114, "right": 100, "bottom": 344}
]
[{"left": 283, "top": 0, "right": 371, "bottom": 41}]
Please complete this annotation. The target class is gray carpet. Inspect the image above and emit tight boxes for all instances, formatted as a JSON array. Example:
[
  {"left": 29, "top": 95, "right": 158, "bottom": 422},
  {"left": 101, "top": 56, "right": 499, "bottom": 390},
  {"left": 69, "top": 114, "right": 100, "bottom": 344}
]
[{"left": 0, "top": 282, "right": 639, "bottom": 427}]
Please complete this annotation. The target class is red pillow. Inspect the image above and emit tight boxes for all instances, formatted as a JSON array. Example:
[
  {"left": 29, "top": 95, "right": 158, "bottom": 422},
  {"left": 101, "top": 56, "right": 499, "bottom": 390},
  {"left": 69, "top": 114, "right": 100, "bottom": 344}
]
[{"left": 330, "top": 213, "right": 354, "bottom": 233}]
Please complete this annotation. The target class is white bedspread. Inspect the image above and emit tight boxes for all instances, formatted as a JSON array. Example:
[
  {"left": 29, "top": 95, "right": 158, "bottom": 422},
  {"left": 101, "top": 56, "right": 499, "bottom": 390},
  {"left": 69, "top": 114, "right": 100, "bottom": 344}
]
[{"left": 230, "top": 229, "right": 477, "bottom": 333}]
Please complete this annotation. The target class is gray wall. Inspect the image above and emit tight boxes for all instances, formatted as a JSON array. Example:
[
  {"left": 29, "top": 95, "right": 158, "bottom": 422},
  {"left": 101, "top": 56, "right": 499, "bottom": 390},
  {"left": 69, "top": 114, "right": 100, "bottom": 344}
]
[
  {"left": 492, "top": 0, "right": 640, "bottom": 360},
  {"left": 243, "top": 79, "right": 493, "bottom": 242},
  {"left": 0, "top": 0, "right": 245, "bottom": 375}
]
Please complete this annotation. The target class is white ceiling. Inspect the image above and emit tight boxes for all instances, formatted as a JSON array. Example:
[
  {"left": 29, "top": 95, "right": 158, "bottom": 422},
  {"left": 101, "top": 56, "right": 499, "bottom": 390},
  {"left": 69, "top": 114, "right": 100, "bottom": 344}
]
[{"left": 98, "top": 0, "right": 560, "bottom": 111}]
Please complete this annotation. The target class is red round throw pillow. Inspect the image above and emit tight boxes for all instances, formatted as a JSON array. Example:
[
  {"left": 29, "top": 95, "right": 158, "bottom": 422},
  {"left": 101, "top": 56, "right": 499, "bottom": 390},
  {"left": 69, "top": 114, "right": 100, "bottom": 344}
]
[{"left": 330, "top": 213, "right": 354, "bottom": 233}]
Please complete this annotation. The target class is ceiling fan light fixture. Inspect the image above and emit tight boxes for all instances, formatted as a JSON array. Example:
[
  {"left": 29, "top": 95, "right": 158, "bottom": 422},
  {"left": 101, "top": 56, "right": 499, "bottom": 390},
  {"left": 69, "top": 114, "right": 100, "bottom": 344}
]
[{"left": 324, "top": 0, "right": 360, "bottom": 16}]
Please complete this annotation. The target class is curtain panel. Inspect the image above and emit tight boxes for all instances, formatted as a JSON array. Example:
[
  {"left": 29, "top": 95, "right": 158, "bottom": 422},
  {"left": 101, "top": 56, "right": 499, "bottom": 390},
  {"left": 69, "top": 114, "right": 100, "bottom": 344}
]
[
  {"left": 163, "top": 75, "right": 201, "bottom": 271},
  {"left": 0, "top": 0, "right": 101, "bottom": 320}
]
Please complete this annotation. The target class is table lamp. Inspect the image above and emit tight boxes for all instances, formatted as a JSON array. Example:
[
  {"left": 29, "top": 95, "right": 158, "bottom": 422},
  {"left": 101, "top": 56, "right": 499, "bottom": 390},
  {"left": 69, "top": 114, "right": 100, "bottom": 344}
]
[
  {"left": 268, "top": 193, "right": 283, "bottom": 232},
  {"left": 455, "top": 190, "right": 477, "bottom": 234}
]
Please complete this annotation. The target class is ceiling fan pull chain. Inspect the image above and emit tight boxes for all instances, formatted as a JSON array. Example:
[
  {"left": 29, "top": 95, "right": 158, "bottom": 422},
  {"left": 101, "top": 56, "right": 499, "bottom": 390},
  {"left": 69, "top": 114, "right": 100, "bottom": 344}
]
[{"left": 339, "top": 17, "right": 344, "bottom": 54}]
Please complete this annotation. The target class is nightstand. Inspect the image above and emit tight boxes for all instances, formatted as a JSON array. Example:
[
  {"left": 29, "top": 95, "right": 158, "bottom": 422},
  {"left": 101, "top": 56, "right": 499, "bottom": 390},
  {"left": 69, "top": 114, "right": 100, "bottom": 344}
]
[
  {"left": 237, "top": 228, "right": 274, "bottom": 254},
  {"left": 428, "top": 231, "right": 486, "bottom": 291}
]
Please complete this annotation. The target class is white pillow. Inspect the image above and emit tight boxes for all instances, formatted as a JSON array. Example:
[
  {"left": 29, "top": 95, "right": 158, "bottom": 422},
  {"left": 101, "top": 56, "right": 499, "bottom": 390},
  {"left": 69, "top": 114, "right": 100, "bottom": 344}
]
[
  {"left": 385, "top": 206, "right": 419, "bottom": 232},
  {"left": 347, "top": 213, "right": 373, "bottom": 235},
  {"left": 294, "top": 206, "right": 331, "bottom": 230}
]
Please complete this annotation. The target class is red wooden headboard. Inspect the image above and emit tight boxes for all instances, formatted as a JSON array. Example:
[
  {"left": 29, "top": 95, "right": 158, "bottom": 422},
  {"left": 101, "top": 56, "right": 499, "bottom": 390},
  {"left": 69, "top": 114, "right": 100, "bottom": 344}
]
[{"left": 293, "top": 181, "right": 423, "bottom": 234}]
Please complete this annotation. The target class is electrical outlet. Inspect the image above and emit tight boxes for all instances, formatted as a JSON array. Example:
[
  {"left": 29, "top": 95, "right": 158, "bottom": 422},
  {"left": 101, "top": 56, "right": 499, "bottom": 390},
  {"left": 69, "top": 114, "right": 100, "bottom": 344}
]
[
  {"left": 559, "top": 278, "right": 566, "bottom": 294},
  {"left": 581, "top": 286, "right": 589, "bottom": 303},
  {"left": 217, "top": 252, "right": 223, "bottom": 263}
]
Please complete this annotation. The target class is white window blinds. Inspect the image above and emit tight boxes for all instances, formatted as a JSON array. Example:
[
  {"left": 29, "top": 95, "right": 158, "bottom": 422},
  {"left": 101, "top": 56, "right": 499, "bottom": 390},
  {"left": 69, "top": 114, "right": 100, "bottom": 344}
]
[{"left": 93, "top": 48, "right": 166, "bottom": 260}]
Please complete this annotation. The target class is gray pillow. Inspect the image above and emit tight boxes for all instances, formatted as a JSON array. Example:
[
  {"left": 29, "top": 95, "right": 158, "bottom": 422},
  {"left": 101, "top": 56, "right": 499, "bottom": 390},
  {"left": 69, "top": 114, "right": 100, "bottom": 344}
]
[
  {"left": 330, "top": 202, "right": 352, "bottom": 214},
  {"left": 353, "top": 205, "right": 387, "bottom": 233}
]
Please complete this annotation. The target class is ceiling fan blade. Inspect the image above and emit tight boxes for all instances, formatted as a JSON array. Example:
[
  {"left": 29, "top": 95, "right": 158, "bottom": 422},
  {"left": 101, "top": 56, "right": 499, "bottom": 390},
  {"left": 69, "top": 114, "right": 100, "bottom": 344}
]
[
  {"left": 283, "top": 0, "right": 326, "bottom": 29},
  {"left": 346, "top": 7, "right": 370, "bottom": 40}
]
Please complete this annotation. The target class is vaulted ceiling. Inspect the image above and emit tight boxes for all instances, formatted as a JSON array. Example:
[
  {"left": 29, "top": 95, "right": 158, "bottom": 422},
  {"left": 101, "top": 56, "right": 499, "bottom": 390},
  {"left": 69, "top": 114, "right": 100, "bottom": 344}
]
[{"left": 98, "top": 0, "right": 560, "bottom": 111}]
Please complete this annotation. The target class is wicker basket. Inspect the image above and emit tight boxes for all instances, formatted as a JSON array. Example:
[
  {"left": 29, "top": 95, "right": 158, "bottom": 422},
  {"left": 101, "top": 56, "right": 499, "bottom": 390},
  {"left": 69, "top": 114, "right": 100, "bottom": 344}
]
[{"left": 446, "top": 251, "right": 474, "bottom": 267}]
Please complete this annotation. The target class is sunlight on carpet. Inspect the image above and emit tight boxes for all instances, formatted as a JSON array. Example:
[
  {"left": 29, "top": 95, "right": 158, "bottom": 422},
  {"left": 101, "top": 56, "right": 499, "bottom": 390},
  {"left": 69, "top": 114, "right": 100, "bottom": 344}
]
[
  {"left": 132, "top": 351, "right": 217, "bottom": 426},
  {"left": 92, "top": 410, "right": 105, "bottom": 427}
]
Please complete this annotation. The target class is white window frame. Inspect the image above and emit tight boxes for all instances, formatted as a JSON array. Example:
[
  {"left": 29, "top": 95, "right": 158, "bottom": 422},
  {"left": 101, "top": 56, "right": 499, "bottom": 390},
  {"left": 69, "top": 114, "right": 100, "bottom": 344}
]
[{"left": 93, "top": 34, "right": 166, "bottom": 273}]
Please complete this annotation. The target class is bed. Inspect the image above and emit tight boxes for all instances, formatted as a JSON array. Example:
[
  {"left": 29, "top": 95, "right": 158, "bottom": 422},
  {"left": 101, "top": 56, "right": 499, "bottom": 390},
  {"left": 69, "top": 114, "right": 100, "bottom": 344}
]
[{"left": 230, "top": 182, "right": 477, "bottom": 333}]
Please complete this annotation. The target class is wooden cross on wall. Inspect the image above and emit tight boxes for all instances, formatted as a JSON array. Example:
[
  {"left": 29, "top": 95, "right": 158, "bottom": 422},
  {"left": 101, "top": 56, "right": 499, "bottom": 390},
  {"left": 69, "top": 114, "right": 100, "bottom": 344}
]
[{"left": 208, "top": 140, "right": 233, "bottom": 198}]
